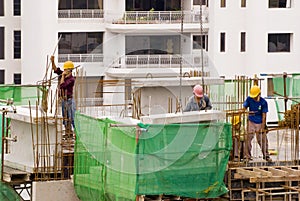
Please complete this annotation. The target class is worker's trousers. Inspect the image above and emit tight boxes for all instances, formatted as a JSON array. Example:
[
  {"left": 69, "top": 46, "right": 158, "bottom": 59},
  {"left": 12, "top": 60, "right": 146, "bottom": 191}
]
[{"left": 244, "top": 121, "right": 269, "bottom": 159}]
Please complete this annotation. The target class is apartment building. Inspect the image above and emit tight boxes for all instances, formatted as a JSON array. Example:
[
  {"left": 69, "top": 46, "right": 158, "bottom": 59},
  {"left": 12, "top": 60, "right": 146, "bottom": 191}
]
[{"left": 0, "top": 0, "right": 298, "bottom": 89}]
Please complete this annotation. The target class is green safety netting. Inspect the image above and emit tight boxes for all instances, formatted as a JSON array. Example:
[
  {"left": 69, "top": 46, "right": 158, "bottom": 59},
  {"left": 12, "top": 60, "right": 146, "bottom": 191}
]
[
  {"left": 0, "top": 85, "right": 43, "bottom": 105},
  {"left": 74, "top": 113, "right": 232, "bottom": 201},
  {"left": 0, "top": 85, "right": 41, "bottom": 201},
  {"left": 272, "top": 75, "right": 300, "bottom": 120},
  {"left": 0, "top": 181, "right": 23, "bottom": 201}
]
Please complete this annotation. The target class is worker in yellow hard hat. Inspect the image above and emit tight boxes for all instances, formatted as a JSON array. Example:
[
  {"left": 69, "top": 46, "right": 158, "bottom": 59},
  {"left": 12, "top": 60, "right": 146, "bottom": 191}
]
[
  {"left": 231, "top": 115, "right": 246, "bottom": 162},
  {"left": 50, "top": 56, "right": 76, "bottom": 138},
  {"left": 242, "top": 85, "right": 271, "bottom": 162}
]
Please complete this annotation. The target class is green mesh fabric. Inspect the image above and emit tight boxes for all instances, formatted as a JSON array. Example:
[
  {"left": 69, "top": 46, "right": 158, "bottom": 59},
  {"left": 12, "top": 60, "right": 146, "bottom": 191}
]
[
  {"left": 272, "top": 75, "right": 300, "bottom": 120},
  {"left": 0, "top": 85, "right": 40, "bottom": 187},
  {"left": 291, "top": 74, "right": 300, "bottom": 101},
  {"left": 0, "top": 85, "right": 42, "bottom": 105},
  {"left": 74, "top": 113, "right": 232, "bottom": 200},
  {"left": 0, "top": 181, "right": 23, "bottom": 201}
]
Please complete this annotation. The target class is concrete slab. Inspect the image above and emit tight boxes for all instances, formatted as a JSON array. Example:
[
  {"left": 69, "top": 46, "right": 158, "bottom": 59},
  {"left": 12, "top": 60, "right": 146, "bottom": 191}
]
[{"left": 140, "top": 110, "right": 226, "bottom": 124}]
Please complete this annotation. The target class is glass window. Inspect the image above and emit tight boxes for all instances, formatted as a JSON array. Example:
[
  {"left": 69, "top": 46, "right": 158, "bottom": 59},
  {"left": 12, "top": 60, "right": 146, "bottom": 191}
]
[
  {"left": 0, "top": 70, "right": 4, "bottom": 84},
  {"left": 241, "top": 0, "right": 246, "bottom": 7},
  {"left": 58, "top": 32, "right": 103, "bottom": 54},
  {"left": 269, "top": 0, "right": 290, "bottom": 8},
  {"left": 221, "top": 0, "right": 226, "bottom": 8},
  {"left": 241, "top": 32, "right": 246, "bottom": 52},
  {"left": 220, "top": 32, "right": 225, "bottom": 52},
  {"left": 193, "top": 0, "right": 208, "bottom": 6},
  {"left": 0, "top": 27, "right": 4, "bottom": 59},
  {"left": 125, "top": 35, "right": 180, "bottom": 55},
  {"left": 193, "top": 35, "right": 208, "bottom": 51},
  {"left": 14, "top": 0, "right": 21, "bottom": 16},
  {"left": 268, "top": 33, "right": 291, "bottom": 52},
  {"left": 0, "top": 0, "right": 3, "bottom": 16},
  {"left": 14, "top": 31, "right": 21, "bottom": 59},
  {"left": 14, "top": 73, "right": 21, "bottom": 84},
  {"left": 126, "top": 0, "right": 180, "bottom": 11},
  {"left": 59, "top": 0, "right": 101, "bottom": 9}
]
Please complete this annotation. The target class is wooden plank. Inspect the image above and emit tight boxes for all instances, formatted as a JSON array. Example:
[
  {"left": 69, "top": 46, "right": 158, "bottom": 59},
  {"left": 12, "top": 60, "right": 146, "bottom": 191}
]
[
  {"left": 236, "top": 168, "right": 261, "bottom": 178},
  {"left": 252, "top": 167, "right": 272, "bottom": 177},
  {"left": 267, "top": 167, "right": 289, "bottom": 177},
  {"left": 282, "top": 185, "right": 300, "bottom": 192},
  {"left": 250, "top": 175, "right": 300, "bottom": 183},
  {"left": 248, "top": 187, "right": 270, "bottom": 195},
  {"left": 281, "top": 167, "right": 300, "bottom": 176}
]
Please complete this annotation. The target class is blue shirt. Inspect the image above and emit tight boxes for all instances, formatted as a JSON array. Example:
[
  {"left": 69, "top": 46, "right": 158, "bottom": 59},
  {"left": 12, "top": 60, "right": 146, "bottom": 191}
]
[{"left": 243, "top": 96, "right": 268, "bottom": 124}]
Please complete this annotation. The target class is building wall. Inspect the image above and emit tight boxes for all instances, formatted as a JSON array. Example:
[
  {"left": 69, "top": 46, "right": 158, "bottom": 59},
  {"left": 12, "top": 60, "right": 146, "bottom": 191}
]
[
  {"left": 0, "top": 0, "right": 21, "bottom": 83},
  {"left": 209, "top": 0, "right": 300, "bottom": 78},
  {"left": 1, "top": 0, "right": 300, "bottom": 84}
]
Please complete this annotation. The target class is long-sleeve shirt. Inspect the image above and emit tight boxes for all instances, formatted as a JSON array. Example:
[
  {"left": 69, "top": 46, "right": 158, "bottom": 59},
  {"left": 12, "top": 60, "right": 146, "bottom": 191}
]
[
  {"left": 54, "top": 68, "right": 75, "bottom": 99},
  {"left": 183, "top": 95, "right": 212, "bottom": 112}
]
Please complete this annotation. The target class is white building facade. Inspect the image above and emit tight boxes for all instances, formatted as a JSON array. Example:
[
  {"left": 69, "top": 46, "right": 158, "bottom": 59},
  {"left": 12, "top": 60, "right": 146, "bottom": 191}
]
[{"left": 0, "top": 0, "right": 298, "bottom": 85}]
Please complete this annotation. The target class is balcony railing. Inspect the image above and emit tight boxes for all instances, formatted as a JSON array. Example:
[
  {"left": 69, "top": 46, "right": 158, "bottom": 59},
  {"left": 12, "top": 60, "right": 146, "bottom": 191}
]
[
  {"left": 109, "top": 10, "right": 209, "bottom": 24},
  {"left": 58, "top": 54, "right": 103, "bottom": 63},
  {"left": 58, "top": 9, "right": 104, "bottom": 18},
  {"left": 111, "top": 54, "right": 209, "bottom": 69}
]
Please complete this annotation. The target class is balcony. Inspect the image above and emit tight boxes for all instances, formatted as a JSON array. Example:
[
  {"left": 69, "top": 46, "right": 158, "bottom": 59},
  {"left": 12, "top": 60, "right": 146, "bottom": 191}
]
[
  {"left": 58, "top": 9, "right": 104, "bottom": 18},
  {"left": 107, "top": 10, "right": 209, "bottom": 24},
  {"left": 111, "top": 54, "right": 208, "bottom": 68},
  {"left": 106, "top": 54, "right": 209, "bottom": 78},
  {"left": 58, "top": 54, "right": 103, "bottom": 63}
]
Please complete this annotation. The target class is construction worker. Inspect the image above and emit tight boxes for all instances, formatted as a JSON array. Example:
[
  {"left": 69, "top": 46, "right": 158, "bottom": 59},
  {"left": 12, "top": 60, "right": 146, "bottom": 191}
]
[
  {"left": 183, "top": 84, "right": 212, "bottom": 112},
  {"left": 231, "top": 115, "right": 245, "bottom": 162},
  {"left": 50, "top": 56, "right": 76, "bottom": 133},
  {"left": 242, "top": 85, "right": 271, "bottom": 162}
]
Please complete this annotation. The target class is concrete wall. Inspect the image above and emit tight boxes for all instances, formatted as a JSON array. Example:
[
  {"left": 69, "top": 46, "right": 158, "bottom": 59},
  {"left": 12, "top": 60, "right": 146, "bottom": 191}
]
[
  {"left": 209, "top": 0, "right": 300, "bottom": 79},
  {"left": 0, "top": 0, "right": 21, "bottom": 83},
  {"left": 32, "top": 180, "right": 80, "bottom": 201}
]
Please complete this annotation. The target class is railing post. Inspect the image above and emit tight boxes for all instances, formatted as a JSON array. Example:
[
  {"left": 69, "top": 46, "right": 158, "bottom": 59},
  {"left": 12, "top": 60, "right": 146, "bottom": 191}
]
[
  {"left": 159, "top": 11, "right": 161, "bottom": 23},
  {"left": 136, "top": 12, "right": 138, "bottom": 24}
]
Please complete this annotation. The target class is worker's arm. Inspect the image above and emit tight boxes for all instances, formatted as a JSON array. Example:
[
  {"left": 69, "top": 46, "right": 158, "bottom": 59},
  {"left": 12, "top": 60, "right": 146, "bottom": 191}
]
[
  {"left": 50, "top": 55, "right": 57, "bottom": 71},
  {"left": 262, "top": 112, "right": 267, "bottom": 131},
  {"left": 205, "top": 96, "right": 212, "bottom": 110}
]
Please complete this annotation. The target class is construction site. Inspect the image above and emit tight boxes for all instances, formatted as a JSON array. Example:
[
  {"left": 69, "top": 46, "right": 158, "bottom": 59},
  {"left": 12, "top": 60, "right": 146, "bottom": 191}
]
[{"left": 0, "top": 68, "right": 300, "bottom": 201}]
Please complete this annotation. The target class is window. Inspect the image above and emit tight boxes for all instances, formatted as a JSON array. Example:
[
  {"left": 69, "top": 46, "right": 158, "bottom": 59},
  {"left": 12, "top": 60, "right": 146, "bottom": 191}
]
[
  {"left": 14, "top": 0, "right": 21, "bottom": 16},
  {"left": 221, "top": 0, "right": 226, "bottom": 7},
  {"left": 0, "top": 27, "right": 4, "bottom": 59},
  {"left": 58, "top": 32, "right": 103, "bottom": 54},
  {"left": 220, "top": 32, "right": 225, "bottom": 52},
  {"left": 14, "top": 73, "right": 21, "bottom": 84},
  {"left": 194, "top": 0, "right": 208, "bottom": 6},
  {"left": 193, "top": 35, "right": 208, "bottom": 51},
  {"left": 14, "top": 31, "right": 21, "bottom": 59},
  {"left": 268, "top": 33, "right": 291, "bottom": 52},
  {"left": 0, "top": 70, "right": 4, "bottom": 84},
  {"left": 0, "top": 0, "right": 3, "bottom": 16},
  {"left": 126, "top": 0, "right": 181, "bottom": 11},
  {"left": 241, "top": 0, "right": 246, "bottom": 7},
  {"left": 241, "top": 32, "right": 246, "bottom": 52},
  {"left": 59, "top": 0, "right": 101, "bottom": 9},
  {"left": 125, "top": 35, "right": 180, "bottom": 55},
  {"left": 269, "top": 0, "right": 291, "bottom": 8}
]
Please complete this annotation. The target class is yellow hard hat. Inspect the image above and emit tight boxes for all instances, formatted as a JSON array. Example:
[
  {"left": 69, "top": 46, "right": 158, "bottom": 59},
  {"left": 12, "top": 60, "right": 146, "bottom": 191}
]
[
  {"left": 249, "top": 85, "right": 261, "bottom": 98},
  {"left": 232, "top": 115, "right": 241, "bottom": 126},
  {"left": 63, "top": 61, "right": 74, "bottom": 70}
]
